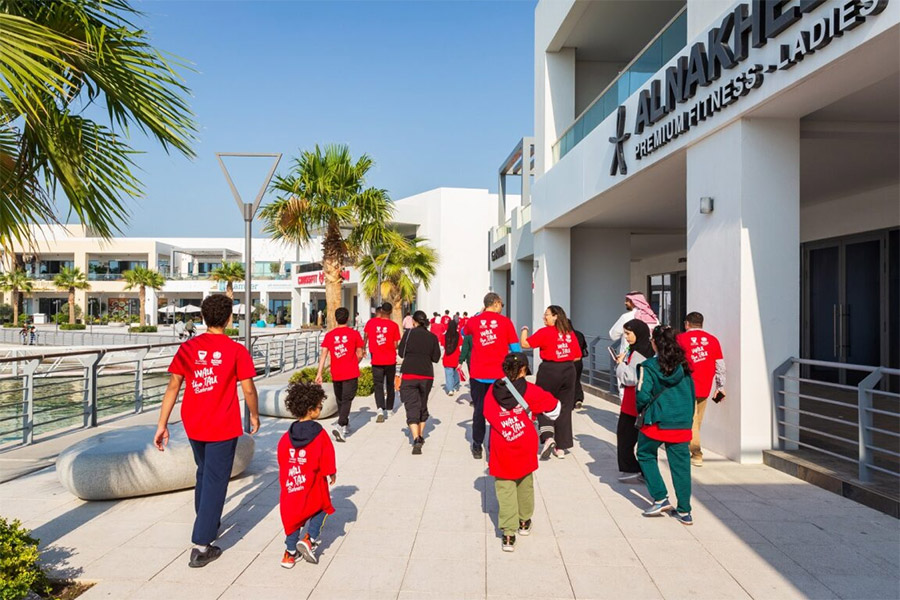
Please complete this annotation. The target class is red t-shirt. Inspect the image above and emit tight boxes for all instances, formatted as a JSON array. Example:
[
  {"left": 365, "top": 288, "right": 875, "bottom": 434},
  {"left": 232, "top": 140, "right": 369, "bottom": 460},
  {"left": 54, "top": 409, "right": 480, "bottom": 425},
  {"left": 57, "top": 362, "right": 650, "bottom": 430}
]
[
  {"left": 484, "top": 382, "right": 559, "bottom": 480},
  {"left": 168, "top": 333, "right": 256, "bottom": 442},
  {"left": 459, "top": 317, "right": 469, "bottom": 332},
  {"left": 441, "top": 315, "right": 451, "bottom": 326},
  {"left": 278, "top": 428, "right": 336, "bottom": 535},
  {"left": 463, "top": 312, "right": 518, "bottom": 380},
  {"left": 527, "top": 326, "right": 582, "bottom": 362},
  {"left": 677, "top": 329, "right": 723, "bottom": 398},
  {"left": 364, "top": 318, "right": 401, "bottom": 366},
  {"left": 322, "top": 326, "right": 364, "bottom": 381},
  {"left": 442, "top": 343, "right": 461, "bottom": 368}
]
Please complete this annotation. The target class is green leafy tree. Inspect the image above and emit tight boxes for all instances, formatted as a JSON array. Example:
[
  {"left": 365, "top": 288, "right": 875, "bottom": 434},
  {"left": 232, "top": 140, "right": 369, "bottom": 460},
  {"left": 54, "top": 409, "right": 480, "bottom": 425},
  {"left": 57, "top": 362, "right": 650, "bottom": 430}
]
[
  {"left": 210, "top": 261, "right": 245, "bottom": 299},
  {"left": 0, "top": 269, "right": 32, "bottom": 325},
  {"left": 0, "top": 0, "right": 197, "bottom": 255},
  {"left": 260, "top": 144, "right": 394, "bottom": 330},
  {"left": 122, "top": 266, "right": 165, "bottom": 327},
  {"left": 52, "top": 266, "right": 90, "bottom": 324},
  {"left": 359, "top": 237, "right": 438, "bottom": 324}
]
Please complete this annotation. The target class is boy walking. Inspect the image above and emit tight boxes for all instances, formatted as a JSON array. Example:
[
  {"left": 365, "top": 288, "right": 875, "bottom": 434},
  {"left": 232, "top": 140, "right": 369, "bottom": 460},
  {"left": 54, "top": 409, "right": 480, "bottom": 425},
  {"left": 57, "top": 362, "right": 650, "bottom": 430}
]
[
  {"left": 154, "top": 294, "right": 260, "bottom": 568},
  {"left": 363, "top": 302, "right": 401, "bottom": 423},
  {"left": 483, "top": 353, "right": 560, "bottom": 552},
  {"left": 316, "top": 306, "right": 364, "bottom": 442},
  {"left": 278, "top": 382, "right": 337, "bottom": 567}
]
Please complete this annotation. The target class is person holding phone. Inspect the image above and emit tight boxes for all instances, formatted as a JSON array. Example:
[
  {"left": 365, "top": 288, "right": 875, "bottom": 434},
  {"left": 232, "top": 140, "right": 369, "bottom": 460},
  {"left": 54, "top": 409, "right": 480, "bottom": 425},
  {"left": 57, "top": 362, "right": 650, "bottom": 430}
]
[
  {"left": 613, "top": 319, "right": 654, "bottom": 483},
  {"left": 676, "top": 312, "right": 726, "bottom": 467}
]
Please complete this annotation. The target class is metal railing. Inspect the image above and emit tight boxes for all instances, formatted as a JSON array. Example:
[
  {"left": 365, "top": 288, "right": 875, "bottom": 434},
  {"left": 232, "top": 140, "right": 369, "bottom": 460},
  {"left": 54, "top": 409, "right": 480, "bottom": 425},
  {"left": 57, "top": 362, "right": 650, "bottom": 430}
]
[
  {"left": 583, "top": 334, "right": 617, "bottom": 396},
  {"left": 0, "top": 329, "right": 324, "bottom": 450},
  {"left": 773, "top": 358, "right": 900, "bottom": 483}
]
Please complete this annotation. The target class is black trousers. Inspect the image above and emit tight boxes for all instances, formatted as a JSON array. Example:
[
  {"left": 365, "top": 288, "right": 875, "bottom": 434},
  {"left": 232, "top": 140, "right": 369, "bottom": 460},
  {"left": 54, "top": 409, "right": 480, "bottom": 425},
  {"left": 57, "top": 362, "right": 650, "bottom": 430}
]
[
  {"left": 470, "top": 379, "right": 491, "bottom": 449},
  {"left": 400, "top": 378, "right": 433, "bottom": 424},
  {"left": 574, "top": 359, "right": 585, "bottom": 403},
  {"left": 333, "top": 378, "right": 358, "bottom": 427},
  {"left": 536, "top": 361, "right": 576, "bottom": 450},
  {"left": 372, "top": 364, "right": 396, "bottom": 411},
  {"left": 616, "top": 412, "right": 641, "bottom": 473},
  {"left": 189, "top": 437, "right": 237, "bottom": 545}
]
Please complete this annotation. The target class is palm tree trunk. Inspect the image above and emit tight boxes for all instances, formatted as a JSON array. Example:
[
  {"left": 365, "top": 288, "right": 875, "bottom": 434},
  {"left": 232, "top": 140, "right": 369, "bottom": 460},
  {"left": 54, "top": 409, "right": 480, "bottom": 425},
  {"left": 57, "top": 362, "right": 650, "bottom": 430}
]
[
  {"left": 139, "top": 285, "right": 146, "bottom": 327},
  {"left": 226, "top": 282, "right": 233, "bottom": 299},
  {"left": 323, "top": 221, "right": 344, "bottom": 331},
  {"left": 387, "top": 285, "right": 403, "bottom": 326},
  {"left": 68, "top": 288, "right": 75, "bottom": 324},
  {"left": 12, "top": 289, "right": 18, "bottom": 325}
]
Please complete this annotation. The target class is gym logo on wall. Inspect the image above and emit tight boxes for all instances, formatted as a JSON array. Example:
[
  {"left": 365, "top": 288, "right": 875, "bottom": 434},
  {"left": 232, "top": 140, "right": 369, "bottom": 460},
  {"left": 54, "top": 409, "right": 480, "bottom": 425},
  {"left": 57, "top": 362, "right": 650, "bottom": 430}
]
[{"left": 608, "top": 106, "right": 630, "bottom": 176}]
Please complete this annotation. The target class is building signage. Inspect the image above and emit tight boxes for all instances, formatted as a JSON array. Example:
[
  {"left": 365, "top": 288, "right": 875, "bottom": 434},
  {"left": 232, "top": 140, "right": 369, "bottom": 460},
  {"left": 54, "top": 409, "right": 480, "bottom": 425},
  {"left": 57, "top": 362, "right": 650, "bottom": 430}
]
[
  {"left": 491, "top": 244, "right": 507, "bottom": 261},
  {"left": 296, "top": 269, "right": 350, "bottom": 287},
  {"left": 611, "top": 0, "right": 888, "bottom": 173}
]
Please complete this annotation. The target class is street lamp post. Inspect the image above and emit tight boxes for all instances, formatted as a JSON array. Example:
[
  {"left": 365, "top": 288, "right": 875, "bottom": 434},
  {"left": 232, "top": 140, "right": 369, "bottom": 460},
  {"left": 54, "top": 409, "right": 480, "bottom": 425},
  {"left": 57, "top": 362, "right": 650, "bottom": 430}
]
[{"left": 216, "top": 152, "right": 282, "bottom": 433}]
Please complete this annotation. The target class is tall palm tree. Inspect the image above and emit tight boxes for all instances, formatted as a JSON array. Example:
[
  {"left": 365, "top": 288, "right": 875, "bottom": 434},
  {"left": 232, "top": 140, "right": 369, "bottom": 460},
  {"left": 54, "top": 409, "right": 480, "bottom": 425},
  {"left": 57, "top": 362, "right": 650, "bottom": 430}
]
[
  {"left": 0, "top": 269, "right": 32, "bottom": 324},
  {"left": 359, "top": 237, "right": 438, "bottom": 324},
  {"left": 53, "top": 267, "right": 90, "bottom": 325},
  {"left": 122, "top": 266, "right": 165, "bottom": 327},
  {"left": 260, "top": 144, "right": 394, "bottom": 330},
  {"left": 0, "top": 0, "right": 197, "bottom": 255},
  {"left": 210, "top": 262, "right": 245, "bottom": 299}
]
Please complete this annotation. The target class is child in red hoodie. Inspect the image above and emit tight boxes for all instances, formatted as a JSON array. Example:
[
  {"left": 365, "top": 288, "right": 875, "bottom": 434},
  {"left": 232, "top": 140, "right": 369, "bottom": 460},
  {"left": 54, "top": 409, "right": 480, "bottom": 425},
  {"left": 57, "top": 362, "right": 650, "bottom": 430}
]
[
  {"left": 483, "top": 353, "right": 560, "bottom": 552},
  {"left": 278, "top": 382, "right": 336, "bottom": 568}
]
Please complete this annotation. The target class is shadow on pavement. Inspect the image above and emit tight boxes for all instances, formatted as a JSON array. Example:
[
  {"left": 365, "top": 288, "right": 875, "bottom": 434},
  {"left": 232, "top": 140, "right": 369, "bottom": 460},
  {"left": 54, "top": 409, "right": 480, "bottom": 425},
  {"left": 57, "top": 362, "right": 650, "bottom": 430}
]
[{"left": 318, "top": 484, "right": 359, "bottom": 553}]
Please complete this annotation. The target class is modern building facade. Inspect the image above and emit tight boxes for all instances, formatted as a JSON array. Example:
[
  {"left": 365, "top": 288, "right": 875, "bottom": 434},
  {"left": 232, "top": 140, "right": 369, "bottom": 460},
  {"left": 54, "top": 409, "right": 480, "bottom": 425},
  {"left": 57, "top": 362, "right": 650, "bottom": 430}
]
[{"left": 531, "top": 0, "right": 899, "bottom": 462}]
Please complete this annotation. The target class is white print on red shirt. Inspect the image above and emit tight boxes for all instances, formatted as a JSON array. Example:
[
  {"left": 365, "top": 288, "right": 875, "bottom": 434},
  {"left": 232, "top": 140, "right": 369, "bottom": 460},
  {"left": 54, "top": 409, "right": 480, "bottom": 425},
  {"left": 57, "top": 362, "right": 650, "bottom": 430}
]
[
  {"left": 191, "top": 366, "right": 219, "bottom": 395},
  {"left": 285, "top": 448, "right": 308, "bottom": 494},
  {"left": 375, "top": 325, "right": 388, "bottom": 347},
  {"left": 211, "top": 351, "right": 223, "bottom": 366},
  {"left": 332, "top": 335, "right": 350, "bottom": 359},
  {"left": 689, "top": 336, "right": 711, "bottom": 362},
  {"left": 497, "top": 407, "right": 529, "bottom": 443},
  {"left": 479, "top": 319, "right": 500, "bottom": 346},
  {"left": 555, "top": 333, "right": 574, "bottom": 360}
]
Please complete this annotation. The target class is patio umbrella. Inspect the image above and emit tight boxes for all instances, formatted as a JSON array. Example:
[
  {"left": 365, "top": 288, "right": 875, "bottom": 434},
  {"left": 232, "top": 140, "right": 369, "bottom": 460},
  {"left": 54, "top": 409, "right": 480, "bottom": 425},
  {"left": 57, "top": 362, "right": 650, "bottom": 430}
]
[
  {"left": 158, "top": 305, "right": 179, "bottom": 314},
  {"left": 182, "top": 304, "right": 202, "bottom": 313},
  {"left": 232, "top": 304, "right": 246, "bottom": 315}
]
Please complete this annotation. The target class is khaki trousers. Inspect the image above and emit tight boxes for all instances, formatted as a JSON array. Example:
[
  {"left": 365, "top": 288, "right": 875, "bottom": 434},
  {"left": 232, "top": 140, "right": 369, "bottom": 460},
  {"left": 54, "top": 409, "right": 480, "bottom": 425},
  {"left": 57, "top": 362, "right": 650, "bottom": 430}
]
[
  {"left": 494, "top": 474, "right": 534, "bottom": 535},
  {"left": 690, "top": 396, "right": 708, "bottom": 459}
]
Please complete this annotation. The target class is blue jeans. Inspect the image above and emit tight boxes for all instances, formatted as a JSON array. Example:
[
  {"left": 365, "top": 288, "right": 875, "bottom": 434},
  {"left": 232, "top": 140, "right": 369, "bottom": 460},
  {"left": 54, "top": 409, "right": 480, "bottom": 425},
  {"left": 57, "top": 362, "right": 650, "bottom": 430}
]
[
  {"left": 285, "top": 510, "right": 327, "bottom": 551},
  {"left": 189, "top": 437, "right": 238, "bottom": 546},
  {"left": 444, "top": 366, "right": 460, "bottom": 393}
]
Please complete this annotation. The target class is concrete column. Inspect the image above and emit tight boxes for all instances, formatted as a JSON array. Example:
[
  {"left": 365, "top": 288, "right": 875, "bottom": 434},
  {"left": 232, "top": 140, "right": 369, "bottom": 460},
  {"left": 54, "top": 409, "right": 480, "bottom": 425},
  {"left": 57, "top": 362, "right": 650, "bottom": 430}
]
[
  {"left": 570, "top": 228, "right": 631, "bottom": 342},
  {"left": 512, "top": 259, "right": 533, "bottom": 334},
  {"left": 536, "top": 48, "right": 575, "bottom": 176},
  {"left": 686, "top": 118, "right": 800, "bottom": 464},
  {"left": 147, "top": 288, "right": 159, "bottom": 326},
  {"left": 532, "top": 228, "right": 571, "bottom": 332}
]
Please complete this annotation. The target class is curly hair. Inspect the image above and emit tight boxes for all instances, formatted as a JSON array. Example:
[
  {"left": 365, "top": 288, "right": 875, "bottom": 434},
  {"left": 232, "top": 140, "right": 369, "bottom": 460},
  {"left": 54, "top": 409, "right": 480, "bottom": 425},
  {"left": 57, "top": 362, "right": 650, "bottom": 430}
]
[
  {"left": 201, "top": 294, "right": 234, "bottom": 328},
  {"left": 652, "top": 326, "right": 691, "bottom": 376},
  {"left": 284, "top": 381, "right": 326, "bottom": 418}
]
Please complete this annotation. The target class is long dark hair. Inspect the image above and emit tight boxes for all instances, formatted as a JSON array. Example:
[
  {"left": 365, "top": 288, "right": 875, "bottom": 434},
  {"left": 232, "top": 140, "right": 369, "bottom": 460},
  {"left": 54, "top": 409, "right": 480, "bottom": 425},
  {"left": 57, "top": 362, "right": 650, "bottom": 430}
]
[
  {"left": 412, "top": 310, "right": 429, "bottom": 329},
  {"left": 623, "top": 319, "right": 654, "bottom": 359},
  {"left": 444, "top": 320, "right": 459, "bottom": 353},
  {"left": 652, "top": 326, "right": 690, "bottom": 375},
  {"left": 547, "top": 305, "right": 573, "bottom": 335}
]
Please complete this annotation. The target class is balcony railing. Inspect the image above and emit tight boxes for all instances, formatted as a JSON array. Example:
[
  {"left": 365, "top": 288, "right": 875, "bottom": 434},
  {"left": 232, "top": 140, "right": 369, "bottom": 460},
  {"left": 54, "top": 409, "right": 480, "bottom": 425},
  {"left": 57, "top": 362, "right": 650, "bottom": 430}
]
[{"left": 552, "top": 7, "right": 686, "bottom": 164}]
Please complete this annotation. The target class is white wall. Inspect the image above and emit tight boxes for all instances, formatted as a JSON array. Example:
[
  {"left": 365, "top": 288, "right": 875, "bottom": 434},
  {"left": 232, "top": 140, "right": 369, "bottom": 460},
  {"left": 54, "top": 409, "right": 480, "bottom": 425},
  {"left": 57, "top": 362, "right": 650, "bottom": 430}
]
[
  {"left": 801, "top": 183, "right": 900, "bottom": 243},
  {"left": 569, "top": 228, "right": 630, "bottom": 340},
  {"left": 629, "top": 249, "right": 685, "bottom": 294},
  {"left": 575, "top": 61, "right": 626, "bottom": 115},
  {"left": 686, "top": 0, "right": 731, "bottom": 39}
]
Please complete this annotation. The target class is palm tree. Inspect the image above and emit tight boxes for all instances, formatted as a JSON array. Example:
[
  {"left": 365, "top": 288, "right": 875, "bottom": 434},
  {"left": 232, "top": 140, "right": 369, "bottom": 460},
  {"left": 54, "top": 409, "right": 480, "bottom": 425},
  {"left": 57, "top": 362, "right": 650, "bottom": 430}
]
[
  {"left": 359, "top": 237, "right": 438, "bottom": 324},
  {"left": 0, "top": 269, "right": 33, "bottom": 324},
  {"left": 210, "top": 262, "right": 245, "bottom": 299},
  {"left": 122, "top": 266, "right": 165, "bottom": 327},
  {"left": 53, "top": 267, "right": 90, "bottom": 325},
  {"left": 260, "top": 144, "right": 394, "bottom": 329},
  {"left": 0, "top": 0, "right": 197, "bottom": 255}
]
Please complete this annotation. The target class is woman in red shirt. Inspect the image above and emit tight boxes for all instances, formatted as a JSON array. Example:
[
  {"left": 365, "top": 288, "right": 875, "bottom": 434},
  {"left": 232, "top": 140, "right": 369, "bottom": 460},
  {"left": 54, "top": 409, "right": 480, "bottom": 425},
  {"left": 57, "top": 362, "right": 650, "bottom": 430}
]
[
  {"left": 614, "top": 319, "right": 654, "bottom": 483},
  {"left": 520, "top": 305, "right": 581, "bottom": 459},
  {"left": 442, "top": 320, "right": 462, "bottom": 396}
]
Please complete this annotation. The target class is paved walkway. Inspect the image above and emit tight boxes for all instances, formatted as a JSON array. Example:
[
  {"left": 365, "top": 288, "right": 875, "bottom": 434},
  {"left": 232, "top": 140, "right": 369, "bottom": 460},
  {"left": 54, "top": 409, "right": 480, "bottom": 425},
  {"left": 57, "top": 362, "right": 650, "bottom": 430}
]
[{"left": 1, "top": 376, "right": 897, "bottom": 600}]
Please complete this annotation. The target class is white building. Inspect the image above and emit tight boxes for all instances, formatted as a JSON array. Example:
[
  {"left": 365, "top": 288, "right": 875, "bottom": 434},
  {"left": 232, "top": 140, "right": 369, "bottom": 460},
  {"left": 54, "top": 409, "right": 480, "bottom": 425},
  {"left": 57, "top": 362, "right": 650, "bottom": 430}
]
[{"left": 530, "top": 0, "right": 899, "bottom": 463}]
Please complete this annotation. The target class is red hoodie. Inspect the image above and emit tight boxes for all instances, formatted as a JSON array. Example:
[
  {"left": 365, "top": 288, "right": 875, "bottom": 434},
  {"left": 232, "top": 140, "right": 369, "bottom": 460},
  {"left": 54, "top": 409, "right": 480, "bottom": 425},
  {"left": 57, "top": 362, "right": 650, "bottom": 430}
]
[{"left": 278, "top": 422, "right": 336, "bottom": 535}]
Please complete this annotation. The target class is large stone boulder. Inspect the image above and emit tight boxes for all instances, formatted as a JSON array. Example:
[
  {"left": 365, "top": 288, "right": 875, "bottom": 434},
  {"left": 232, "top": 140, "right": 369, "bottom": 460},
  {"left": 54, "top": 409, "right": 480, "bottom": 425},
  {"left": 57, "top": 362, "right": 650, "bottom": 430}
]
[
  {"left": 57, "top": 425, "right": 255, "bottom": 501},
  {"left": 257, "top": 383, "right": 338, "bottom": 420}
]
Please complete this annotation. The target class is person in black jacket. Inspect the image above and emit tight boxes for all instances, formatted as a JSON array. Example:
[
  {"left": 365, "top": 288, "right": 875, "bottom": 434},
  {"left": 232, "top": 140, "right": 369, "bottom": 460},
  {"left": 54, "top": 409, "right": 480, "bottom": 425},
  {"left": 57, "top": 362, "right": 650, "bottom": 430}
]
[
  {"left": 396, "top": 310, "right": 441, "bottom": 454},
  {"left": 571, "top": 323, "right": 588, "bottom": 408}
]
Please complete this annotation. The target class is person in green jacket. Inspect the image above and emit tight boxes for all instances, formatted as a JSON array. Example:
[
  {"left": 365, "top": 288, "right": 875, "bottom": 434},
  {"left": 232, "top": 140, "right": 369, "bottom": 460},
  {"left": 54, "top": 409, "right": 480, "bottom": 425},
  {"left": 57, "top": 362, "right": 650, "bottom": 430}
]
[{"left": 635, "top": 325, "right": 696, "bottom": 525}]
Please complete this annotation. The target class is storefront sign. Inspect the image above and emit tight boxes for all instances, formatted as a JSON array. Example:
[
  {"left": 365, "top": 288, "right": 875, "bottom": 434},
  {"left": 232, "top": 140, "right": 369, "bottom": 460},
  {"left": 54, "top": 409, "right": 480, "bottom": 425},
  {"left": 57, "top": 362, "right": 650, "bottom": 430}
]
[
  {"left": 491, "top": 244, "right": 507, "bottom": 261},
  {"left": 296, "top": 269, "right": 350, "bottom": 287},
  {"left": 611, "top": 0, "right": 888, "bottom": 173}
]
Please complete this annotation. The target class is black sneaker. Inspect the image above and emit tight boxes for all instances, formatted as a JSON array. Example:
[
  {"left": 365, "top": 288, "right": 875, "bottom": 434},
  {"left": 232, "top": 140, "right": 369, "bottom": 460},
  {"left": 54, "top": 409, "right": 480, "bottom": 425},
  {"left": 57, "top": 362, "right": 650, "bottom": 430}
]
[
  {"left": 501, "top": 534, "right": 516, "bottom": 552},
  {"left": 188, "top": 545, "right": 222, "bottom": 568},
  {"left": 412, "top": 438, "right": 423, "bottom": 455},
  {"left": 471, "top": 444, "right": 483, "bottom": 459},
  {"left": 517, "top": 519, "right": 532, "bottom": 536}
]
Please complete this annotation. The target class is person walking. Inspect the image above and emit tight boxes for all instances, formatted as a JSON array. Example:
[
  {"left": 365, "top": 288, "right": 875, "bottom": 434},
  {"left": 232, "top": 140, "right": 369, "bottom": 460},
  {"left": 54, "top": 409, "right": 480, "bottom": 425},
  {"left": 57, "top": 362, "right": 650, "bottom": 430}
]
[
  {"left": 315, "top": 306, "right": 364, "bottom": 442},
  {"left": 402, "top": 311, "right": 414, "bottom": 330},
  {"left": 520, "top": 305, "right": 580, "bottom": 460},
  {"left": 614, "top": 319, "right": 654, "bottom": 483},
  {"left": 397, "top": 311, "right": 441, "bottom": 454},
  {"left": 154, "top": 293, "right": 260, "bottom": 568},
  {"left": 459, "top": 311, "right": 469, "bottom": 333},
  {"left": 609, "top": 292, "right": 658, "bottom": 396},
  {"left": 677, "top": 312, "right": 726, "bottom": 467},
  {"left": 462, "top": 293, "right": 520, "bottom": 459},
  {"left": 636, "top": 326, "right": 696, "bottom": 525},
  {"left": 185, "top": 318, "right": 196, "bottom": 339},
  {"left": 364, "top": 302, "right": 402, "bottom": 423},
  {"left": 483, "top": 353, "right": 560, "bottom": 552},
  {"left": 278, "top": 382, "right": 336, "bottom": 568},
  {"left": 442, "top": 320, "right": 462, "bottom": 396}
]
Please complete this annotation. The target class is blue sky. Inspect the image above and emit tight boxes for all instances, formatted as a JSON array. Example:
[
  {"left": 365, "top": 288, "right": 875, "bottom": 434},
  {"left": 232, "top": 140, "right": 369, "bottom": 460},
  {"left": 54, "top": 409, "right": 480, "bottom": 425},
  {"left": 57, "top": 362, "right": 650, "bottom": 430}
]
[{"left": 119, "top": 0, "right": 535, "bottom": 237}]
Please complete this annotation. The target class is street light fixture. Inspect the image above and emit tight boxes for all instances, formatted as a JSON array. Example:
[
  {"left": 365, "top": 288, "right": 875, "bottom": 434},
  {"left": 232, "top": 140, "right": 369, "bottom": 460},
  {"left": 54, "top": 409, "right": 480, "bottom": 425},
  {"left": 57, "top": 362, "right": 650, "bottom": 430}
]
[{"left": 216, "top": 152, "right": 282, "bottom": 433}]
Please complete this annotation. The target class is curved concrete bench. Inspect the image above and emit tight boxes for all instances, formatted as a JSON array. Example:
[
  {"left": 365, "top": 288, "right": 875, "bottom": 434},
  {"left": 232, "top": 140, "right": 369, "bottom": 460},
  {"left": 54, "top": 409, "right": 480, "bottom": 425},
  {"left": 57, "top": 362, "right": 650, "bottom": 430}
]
[
  {"left": 57, "top": 425, "right": 255, "bottom": 501},
  {"left": 257, "top": 384, "right": 338, "bottom": 420}
]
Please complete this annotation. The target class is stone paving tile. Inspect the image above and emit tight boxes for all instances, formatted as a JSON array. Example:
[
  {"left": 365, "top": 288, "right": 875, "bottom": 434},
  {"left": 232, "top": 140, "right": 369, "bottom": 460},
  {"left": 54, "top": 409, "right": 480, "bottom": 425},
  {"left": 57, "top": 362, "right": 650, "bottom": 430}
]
[
  {"left": 131, "top": 580, "right": 231, "bottom": 599},
  {"left": 486, "top": 558, "right": 574, "bottom": 598},
  {"left": 72, "top": 579, "right": 144, "bottom": 599},
  {"left": 568, "top": 565, "right": 663, "bottom": 600},
  {"left": 400, "top": 557, "right": 485, "bottom": 598},
  {"left": 81, "top": 545, "right": 183, "bottom": 581}
]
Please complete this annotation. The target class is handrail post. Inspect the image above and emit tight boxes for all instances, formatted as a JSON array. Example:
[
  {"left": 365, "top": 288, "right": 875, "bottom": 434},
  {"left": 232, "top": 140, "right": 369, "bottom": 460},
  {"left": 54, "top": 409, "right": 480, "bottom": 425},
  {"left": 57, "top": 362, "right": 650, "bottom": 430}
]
[
  {"left": 588, "top": 337, "right": 597, "bottom": 387},
  {"left": 264, "top": 343, "right": 271, "bottom": 377},
  {"left": 293, "top": 338, "right": 298, "bottom": 369},
  {"left": 773, "top": 358, "right": 798, "bottom": 450},
  {"left": 279, "top": 339, "right": 285, "bottom": 372},
  {"left": 858, "top": 368, "right": 883, "bottom": 483},
  {"left": 77, "top": 353, "right": 101, "bottom": 428},
  {"left": 135, "top": 348, "right": 149, "bottom": 413},
  {"left": 22, "top": 358, "right": 40, "bottom": 445}
]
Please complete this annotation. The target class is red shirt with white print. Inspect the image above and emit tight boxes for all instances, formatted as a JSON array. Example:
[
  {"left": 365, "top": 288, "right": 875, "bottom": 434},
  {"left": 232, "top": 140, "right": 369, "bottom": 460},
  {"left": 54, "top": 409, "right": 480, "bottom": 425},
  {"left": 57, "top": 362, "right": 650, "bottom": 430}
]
[
  {"left": 277, "top": 427, "right": 336, "bottom": 535},
  {"left": 677, "top": 329, "right": 723, "bottom": 398},
  {"left": 364, "top": 318, "right": 401, "bottom": 366},
  {"left": 526, "top": 326, "right": 582, "bottom": 362},
  {"left": 484, "top": 381, "right": 559, "bottom": 480},
  {"left": 322, "top": 326, "right": 364, "bottom": 381},
  {"left": 463, "top": 312, "right": 518, "bottom": 380},
  {"left": 168, "top": 333, "right": 256, "bottom": 441}
]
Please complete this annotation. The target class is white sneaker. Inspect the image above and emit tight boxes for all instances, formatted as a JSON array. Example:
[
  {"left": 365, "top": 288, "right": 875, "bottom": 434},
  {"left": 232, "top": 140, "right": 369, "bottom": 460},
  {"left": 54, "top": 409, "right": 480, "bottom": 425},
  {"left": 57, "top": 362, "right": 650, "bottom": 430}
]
[
  {"left": 553, "top": 448, "right": 568, "bottom": 459},
  {"left": 540, "top": 438, "right": 556, "bottom": 461},
  {"left": 618, "top": 472, "right": 644, "bottom": 483},
  {"left": 447, "top": 390, "right": 455, "bottom": 397}
]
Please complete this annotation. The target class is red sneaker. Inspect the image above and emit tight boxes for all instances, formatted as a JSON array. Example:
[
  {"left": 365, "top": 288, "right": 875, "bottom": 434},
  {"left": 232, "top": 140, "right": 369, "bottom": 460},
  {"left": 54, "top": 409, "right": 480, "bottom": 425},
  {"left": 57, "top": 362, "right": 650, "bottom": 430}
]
[
  {"left": 297, "top": 534, "right": 318, "bottom": 564},
  {"left": 280, "top": 550, "right": 296, "bottom": 569}
]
